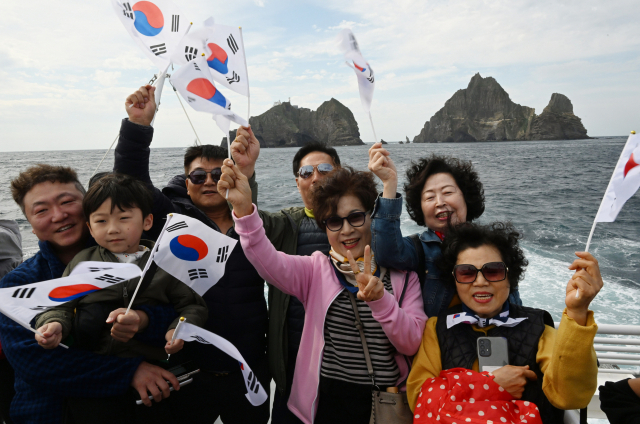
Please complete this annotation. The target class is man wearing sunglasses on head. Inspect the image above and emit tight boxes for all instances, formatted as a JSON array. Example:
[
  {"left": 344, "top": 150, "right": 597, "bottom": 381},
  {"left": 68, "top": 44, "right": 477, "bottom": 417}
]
[{"left": 113, "top": 85, "right": 268, "bottom": 424}]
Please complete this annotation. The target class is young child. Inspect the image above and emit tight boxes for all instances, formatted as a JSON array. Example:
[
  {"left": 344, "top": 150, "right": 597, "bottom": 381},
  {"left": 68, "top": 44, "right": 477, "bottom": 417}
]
[{"left": 34, "top": 173, "right": 208, "bottom": 360}]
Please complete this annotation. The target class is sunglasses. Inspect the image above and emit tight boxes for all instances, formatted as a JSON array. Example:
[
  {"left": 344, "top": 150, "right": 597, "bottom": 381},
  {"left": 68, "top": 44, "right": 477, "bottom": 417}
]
[
  {"left": 188, "top": 168, "right": 222, "bottom": 185},
  {"left": 452, "top": 262, "right": 508, "bottom": 284},
  {"left": 323, "top": 211, "right": 368, "bottom": 232},
  {"left": 298, "top": 163, "right": 334, "bottom": 179}
]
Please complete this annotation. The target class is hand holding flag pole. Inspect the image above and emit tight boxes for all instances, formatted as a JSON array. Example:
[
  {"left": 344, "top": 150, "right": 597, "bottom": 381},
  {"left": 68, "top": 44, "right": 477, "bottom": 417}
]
[
  {"left": 167, "top": 316, "right": 186, "bottom": 360},
  {"left": 576, "top": 130, "right": 640, "bottom": 298}
]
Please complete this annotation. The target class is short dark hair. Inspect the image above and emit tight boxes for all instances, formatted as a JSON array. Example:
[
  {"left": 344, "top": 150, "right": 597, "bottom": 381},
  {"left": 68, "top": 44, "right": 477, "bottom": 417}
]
[
  {"left": 439, "top": 222, "right": 528, "bottom": 294},
  {"left": 312, "top": 167, "right": 378, "bottom": 230},
  {"left": 404, "top": 155, "right": 484, "bottom": 227},
  {"left": 83, "top": 174, "right": 153, "bottom": 220},
  {"left": 11, "top": 164, "right": 85, "bottom": 214},
  {"left": 292, "top": 143, "right": 341, "bottom": 177},
  {"left": 184, "top": 144, "right": 228, "bottom": 174}
]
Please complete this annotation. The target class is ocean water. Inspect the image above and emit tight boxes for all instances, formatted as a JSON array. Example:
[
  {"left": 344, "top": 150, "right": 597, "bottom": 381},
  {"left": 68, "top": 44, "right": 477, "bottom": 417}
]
[{"left": 1, "top": 138, "right": 638, "bottom": 328}]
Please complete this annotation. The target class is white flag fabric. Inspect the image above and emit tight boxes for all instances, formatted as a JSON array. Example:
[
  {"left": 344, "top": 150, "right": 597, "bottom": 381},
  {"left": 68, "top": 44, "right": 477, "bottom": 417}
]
[
  {"left": 171, "top": 18, "right": 250, "bottom": 97},
  {"left": 176, "top": 322, "right": 268, "bottom": 406},
  {"left": 111, "top": 0, "right": 189, "bottom": 70},
  {"left": 69, "top": 261, "right": 141, "bottom": 277},
  {"left": 338, "top": 28, "right": 375, "bottom": 113},
  {"left": 152, "top": 214, "right": 238, "bottom": 296},
  {"left": 170, "top": 57, "right": 248, "bottom": 127},
  {"left": 0, "top": 263, "right": 141, "bottom": 330},
  {"left": 595, "top": 133, "right": 640, "bottom": 222}
]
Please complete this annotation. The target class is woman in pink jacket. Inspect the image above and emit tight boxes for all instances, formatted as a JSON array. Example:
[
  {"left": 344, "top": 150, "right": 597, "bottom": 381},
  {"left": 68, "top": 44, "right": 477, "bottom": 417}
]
[{"left": 219, "top": 161, "right": 427, "bottom": 424}]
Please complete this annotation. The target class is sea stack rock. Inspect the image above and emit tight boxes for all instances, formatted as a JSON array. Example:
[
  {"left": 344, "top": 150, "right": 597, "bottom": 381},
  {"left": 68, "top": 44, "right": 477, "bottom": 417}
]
[
  {"left": 222, "top": 98, "right": 363, "bottom": 148},
  {"left": 527, "top": 93, "right": 589, "bottom": 140},
  {"left": 413, "top": 74, "right": 535, "bottom": 143}
]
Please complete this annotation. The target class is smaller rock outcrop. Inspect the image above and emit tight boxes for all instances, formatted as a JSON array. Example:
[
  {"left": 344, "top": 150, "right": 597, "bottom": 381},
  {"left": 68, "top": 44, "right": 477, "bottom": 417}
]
[
  {"left": 526, "top": 93, "right": 589, "bottom": 140},
  {"left": 405, "top": 136, "right": 410, "bottom": 143},
  {"left": 380, "top": 139, "right": 388, "bottom": 144}
]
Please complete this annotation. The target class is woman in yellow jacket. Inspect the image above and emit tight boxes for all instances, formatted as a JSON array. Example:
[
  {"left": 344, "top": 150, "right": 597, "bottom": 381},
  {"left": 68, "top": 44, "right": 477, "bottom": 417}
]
[{"left": 407, "top": 222, "right": 602, "bottom": 424}]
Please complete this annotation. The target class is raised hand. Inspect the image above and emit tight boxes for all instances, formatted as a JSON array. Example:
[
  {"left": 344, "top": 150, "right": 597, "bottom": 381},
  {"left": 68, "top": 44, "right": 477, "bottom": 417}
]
[
  {"left": 218, "top": 159, "right": 254, "bottom": 217},
  {"left": 565, "top": 252, "right": 603, "bottom": 326},
  {"left": 368, "top": 142, "right": 397, "bottom": 198},
  {"left": 231, "top": 126, "right": 261, "bottom": 179},
  {"left": 125, "top": 85, "right": 156, "bottom": 127},
  {"left": 35, "top": 322, "right": 63, "bottom": 349},
  {"left": 347, "top": 245, "right": 385, "bottom": 302},
  {"left": 491, "top": 365, "right": 538, "bottom": 399}
]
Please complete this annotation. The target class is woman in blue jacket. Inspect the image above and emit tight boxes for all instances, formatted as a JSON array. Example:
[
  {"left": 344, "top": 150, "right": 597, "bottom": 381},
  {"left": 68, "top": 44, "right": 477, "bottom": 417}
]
[{"left": 368, "top": 143, "right": 521, "bottom": 317}]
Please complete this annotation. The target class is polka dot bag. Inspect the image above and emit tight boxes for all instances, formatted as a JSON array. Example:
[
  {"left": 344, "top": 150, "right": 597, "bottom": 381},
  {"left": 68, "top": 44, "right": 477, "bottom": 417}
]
[{"left": 413, "top": 368, "right": 542, "bottom": 424}]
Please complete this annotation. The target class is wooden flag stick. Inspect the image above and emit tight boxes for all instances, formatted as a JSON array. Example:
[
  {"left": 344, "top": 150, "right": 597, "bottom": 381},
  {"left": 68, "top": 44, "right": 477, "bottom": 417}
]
[{"left": 124, "top": 214, "right": 173, "bottom": 315}]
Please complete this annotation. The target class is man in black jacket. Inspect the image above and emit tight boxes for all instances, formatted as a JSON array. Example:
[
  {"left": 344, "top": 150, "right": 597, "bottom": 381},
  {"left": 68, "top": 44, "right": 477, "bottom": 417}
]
[{"left": 114, "top": 85, "right": 268, "bottom": 424}]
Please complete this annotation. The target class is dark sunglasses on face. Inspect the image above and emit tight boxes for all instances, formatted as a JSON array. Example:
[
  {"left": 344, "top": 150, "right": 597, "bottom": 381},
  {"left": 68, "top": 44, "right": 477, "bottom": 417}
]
[
  {"left": 188, "top": 168, "right": 222, "bottom": 185},
  {"left": 452, "top": 262, "right": 508, "bottom": 284},
  {"left": 298, "top": 163, "right": 334, "bottom": 179},
  {"left": 323, "top": 211, "right": 368, "bottom": 232}
]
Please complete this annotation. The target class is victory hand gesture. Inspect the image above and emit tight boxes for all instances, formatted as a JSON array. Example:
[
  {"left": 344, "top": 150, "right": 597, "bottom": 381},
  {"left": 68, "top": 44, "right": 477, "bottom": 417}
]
[
  {"left": 347, "top": 245, "right": 385, "bottom": 302},
  {"left": 125, "top": 85, "right": 156, "bottom": 127},
  {"left": 368, "top": 142, "right": 397, "bottom": 198},
  {"left": 565, "top": 252, "right": 603, "bottom": 326},
  {"left": 218, "top": 159, "right": 254, "bottom": 218}
]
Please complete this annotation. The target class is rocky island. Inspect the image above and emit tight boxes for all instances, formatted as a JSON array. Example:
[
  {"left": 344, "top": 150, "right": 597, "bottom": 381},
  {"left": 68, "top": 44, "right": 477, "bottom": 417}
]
[
  {"left": 222, "top": 98, "right": 363, "bottom": 148},
  {"left": 413, "top": 74, "right": 589, "bottom": 143}
]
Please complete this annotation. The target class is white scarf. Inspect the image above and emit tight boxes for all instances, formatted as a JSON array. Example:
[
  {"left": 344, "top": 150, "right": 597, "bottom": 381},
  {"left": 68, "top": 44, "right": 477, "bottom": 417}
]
[
  {"left": 329, "top": 249, "right": 383, "bottom": 286},
  {"left": 113, "top": 245, "right": 149, "bottom": 264}
]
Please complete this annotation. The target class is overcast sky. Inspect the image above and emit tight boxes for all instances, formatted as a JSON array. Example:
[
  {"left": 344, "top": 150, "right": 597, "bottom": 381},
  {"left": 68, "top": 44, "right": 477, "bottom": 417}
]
[{"left": 1, "top": 0, "right": 639, "bottom": 152}]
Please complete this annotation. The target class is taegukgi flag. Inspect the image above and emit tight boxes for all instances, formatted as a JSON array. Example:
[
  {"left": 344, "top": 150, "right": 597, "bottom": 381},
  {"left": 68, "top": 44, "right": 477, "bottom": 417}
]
[
  {"left": 338, "top": 28, "right": 375, "bottom": 113},
  {"left": 0, "top": 262, "right": 141, "bottom": 330},
  {"left": 111, "top": 0, "right": 190, "bottom": 70},
  {"left": 175, "top": 322, "right": 268, "bottom": 406},
  {"left": 152, "top": 214, "right": 238, "bottom": 296},
  {"left": 171, "top": 18, "right": 250, "bottom": 97},
  {"left": 594, "top": 132, "right": 640, "bottom": 222},
  {"left": 170, "top": 56, "right": 248, "bottom": 127}
]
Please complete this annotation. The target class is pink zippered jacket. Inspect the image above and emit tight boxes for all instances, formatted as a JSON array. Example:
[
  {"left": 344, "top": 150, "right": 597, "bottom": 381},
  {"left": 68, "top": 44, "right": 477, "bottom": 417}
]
[{"left": 234, "top": 207, "right": 427, "bottom": 424}]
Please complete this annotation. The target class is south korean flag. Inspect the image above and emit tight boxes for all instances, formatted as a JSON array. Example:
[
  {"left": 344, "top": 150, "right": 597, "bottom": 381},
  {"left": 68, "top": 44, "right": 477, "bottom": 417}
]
[
  {"left": 170, "top": 56, "right": 248, "bottom": 127},
  {"left": 111, "top": 0, "right": 190, "bottom": 70},
  {"left": 153, "top": 214, "right": 238, "bottom": 296},
  {"left": 337, "top": 28, "right": 375, "bottom": 114},
  {"left": 171, "top": 18, "right": 250, "bottom": 97}
]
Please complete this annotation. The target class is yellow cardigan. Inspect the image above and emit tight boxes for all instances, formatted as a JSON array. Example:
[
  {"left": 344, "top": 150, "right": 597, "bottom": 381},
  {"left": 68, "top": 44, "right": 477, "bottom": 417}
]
[{"left": 407, "top": 308, "right": 598, "bottom": 411}]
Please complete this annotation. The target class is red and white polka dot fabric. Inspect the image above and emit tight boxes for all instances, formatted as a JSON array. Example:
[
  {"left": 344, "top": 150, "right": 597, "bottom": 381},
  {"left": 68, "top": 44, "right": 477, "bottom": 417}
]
[{"left": 413, "top": 368, "right": 542, "bottom": 424}]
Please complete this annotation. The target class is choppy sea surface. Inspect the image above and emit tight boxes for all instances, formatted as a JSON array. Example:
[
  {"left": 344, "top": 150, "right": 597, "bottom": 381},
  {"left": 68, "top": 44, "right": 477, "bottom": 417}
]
[{"left": 1, "top": 138, "right": 638, "bottom": 329}]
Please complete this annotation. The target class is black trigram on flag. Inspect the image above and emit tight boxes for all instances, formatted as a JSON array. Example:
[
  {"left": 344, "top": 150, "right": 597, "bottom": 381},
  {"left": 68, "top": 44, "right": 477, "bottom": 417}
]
[
  {"left": 121, "top": 2, "right": 133, "bottom": 19},
  {"left": 171, "top": 15, "right": 180, "bottom": 32},
  {"left": 12, "top": 288, "right": 35, "bottom": 299},
  {"left": 190, "top": 335, "right": 211, "bottom": 344},
  {"left": 227, "top": 34, "right": 239, "bottom": 54},
  {"left": 150, "top": 43, "right": 167, "bottom": 56},
  {"left": 187, "top": 97, "right": 196, "bottom": 103},
  {"left": 348, "top": 33, "right": 360, "bottom": 52},
  {"left": 246, "top": 371, "right": 261, "bottom": 394},
  {"left": 226, "top": 71, "right": 240, "bottom": 84},
  {"left": 29, "top": 306, "right": 50, "bottom": 312},
  {"left": 188, "top": 269, "right": 208, "bottom": 281},
  {"left": 184, "top": 46, "right": 198, "bottom": 62},
  {"left": 194, "top": 63, "right": 201, "bottom": 71},
  {"left": 167, "top": 221, "right": 188, "bottom": 232},
  {"left": 367, "top": 74, "right": 374, "bottom": 83},
  {"left": 216, "top": 246, "right": 229, "bottom": 263},
  {"left": 88, "top": 267, "right": 113, "bottom": 273},
  {"left": 95, "top": 274, "right": 126, "bottom": 284}
]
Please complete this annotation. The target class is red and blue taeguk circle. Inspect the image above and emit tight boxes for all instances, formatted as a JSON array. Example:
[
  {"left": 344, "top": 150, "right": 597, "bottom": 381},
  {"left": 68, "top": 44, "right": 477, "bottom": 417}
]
[
  {"left": 207, "top": 43, "right": 229, "bottom": 74},
  {"left": 186, "top": 78, "right": 227, "bottom": 108},
  {"left": 169, "top": 235, "right": 209, "bottom": 261},
  {"left": 49, "top": 284, "right": 101, "bottom": 302},
  {"left": 132, "top": 1, "right": 164, "bottom": 37}
]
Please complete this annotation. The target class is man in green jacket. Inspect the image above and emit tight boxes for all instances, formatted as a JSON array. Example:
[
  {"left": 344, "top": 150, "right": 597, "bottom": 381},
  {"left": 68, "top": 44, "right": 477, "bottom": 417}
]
[{"left": 251, "top": 143, "right": 341, "bottom": 424}]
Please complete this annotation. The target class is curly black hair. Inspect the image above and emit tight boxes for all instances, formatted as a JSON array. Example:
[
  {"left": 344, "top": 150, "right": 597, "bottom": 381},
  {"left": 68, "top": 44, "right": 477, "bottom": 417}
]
[
  {"left": 439, "top": 222, "right": 528, "bottom": 294},
  {"left": 312, "top": 166, "right": 378, "bottom": 230},
  {"left": 403, "top": 155, "right": 484, "bottom": 227}
]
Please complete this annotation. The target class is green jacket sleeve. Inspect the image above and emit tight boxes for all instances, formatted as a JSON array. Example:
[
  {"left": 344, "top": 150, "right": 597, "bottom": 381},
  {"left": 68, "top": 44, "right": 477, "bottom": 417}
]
[{"left": 162, "top": 273, "right": 209, "bottom": 331}]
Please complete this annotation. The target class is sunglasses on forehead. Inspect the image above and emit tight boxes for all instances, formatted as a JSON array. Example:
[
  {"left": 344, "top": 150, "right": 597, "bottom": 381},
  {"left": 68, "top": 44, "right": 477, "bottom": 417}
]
[
  {"left": 297, "top": 163, "right": 334, "bottom": 179},
  {"left": 452, "top": 262, "right": 508, "bottom": 284},
  {"left": 188, "top": 168, "right": 222, "bottom": 185}
]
